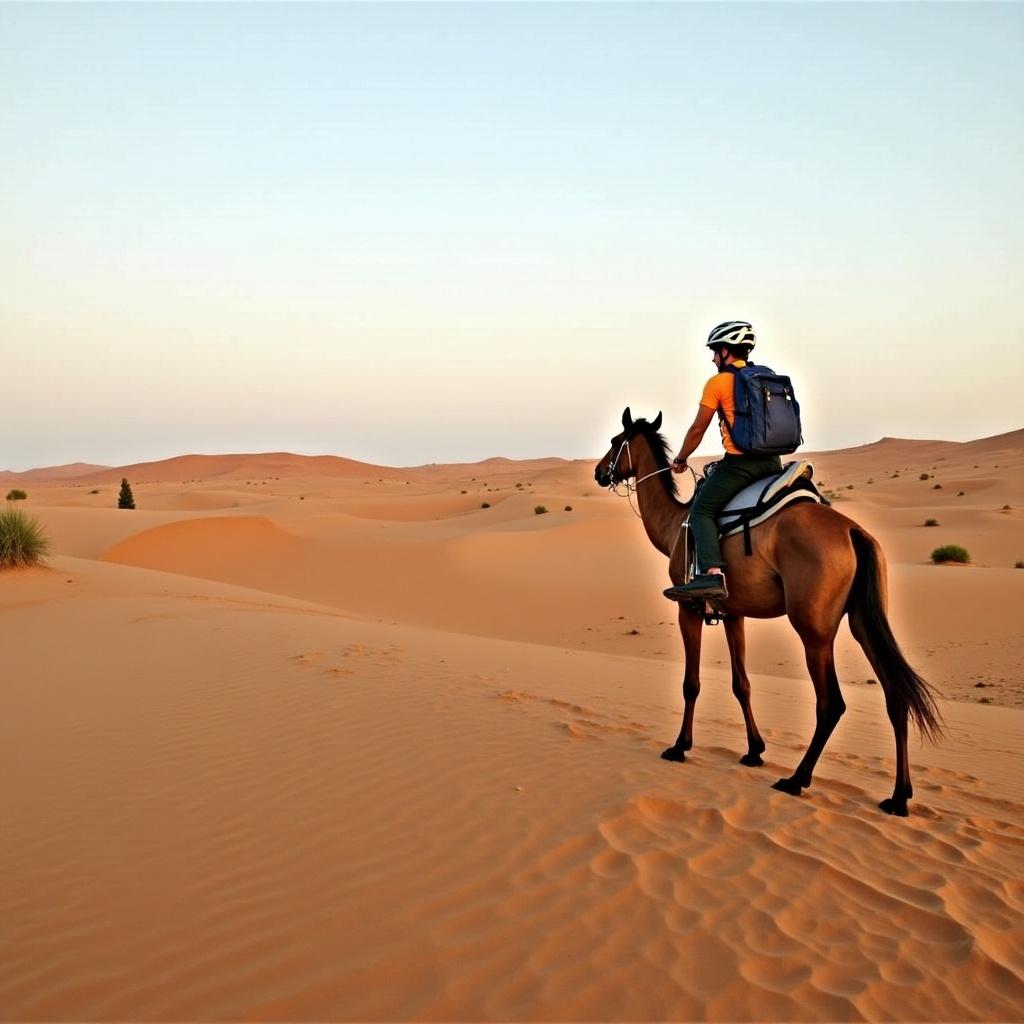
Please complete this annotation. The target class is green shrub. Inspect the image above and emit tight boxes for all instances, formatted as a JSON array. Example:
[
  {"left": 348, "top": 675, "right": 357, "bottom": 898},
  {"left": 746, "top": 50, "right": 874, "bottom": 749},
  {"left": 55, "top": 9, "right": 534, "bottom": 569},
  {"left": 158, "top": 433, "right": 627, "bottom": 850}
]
[
  {"left": 923, "top": 519, "right": 939, "bottom": 527},
  {"left": 931, "top": 545, "right": 970, "bottom": 564},
  {"left": 5, "top": 489, "right": 27, "bottom": 501},
  {"left": 0, "top": 507, "right": 50, "bottom": 569},
  {"left": 534, "top": 505, "right": 548, "bottom": 515},
  {"left": 118, "top": 478, "right": 135, "bottom": 510}
]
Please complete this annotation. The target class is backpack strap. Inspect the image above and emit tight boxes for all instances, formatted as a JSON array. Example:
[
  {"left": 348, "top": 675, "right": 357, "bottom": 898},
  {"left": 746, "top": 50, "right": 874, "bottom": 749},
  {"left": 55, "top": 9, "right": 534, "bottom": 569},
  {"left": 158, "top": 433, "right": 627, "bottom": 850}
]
[{"left": 716, "top": 363, "right": 743, "bottom": 448}]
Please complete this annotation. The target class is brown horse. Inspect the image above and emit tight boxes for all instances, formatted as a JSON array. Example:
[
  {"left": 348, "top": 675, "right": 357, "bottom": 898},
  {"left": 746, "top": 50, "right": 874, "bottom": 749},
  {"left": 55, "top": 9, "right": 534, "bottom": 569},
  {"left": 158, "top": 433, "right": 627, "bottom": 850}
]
[{"left": 594, "top": 408, "right": 942, "bottom": 817}]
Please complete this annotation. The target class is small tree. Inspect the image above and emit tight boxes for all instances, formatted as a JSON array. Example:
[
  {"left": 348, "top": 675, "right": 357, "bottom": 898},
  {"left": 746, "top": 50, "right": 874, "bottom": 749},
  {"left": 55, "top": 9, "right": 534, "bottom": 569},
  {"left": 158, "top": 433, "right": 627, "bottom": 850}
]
[
  {"left": 118, "top": 478, "right": 136, "bottom": 510},
  {"left": 5, "top": 489, "right": 27, "bottom": 501}
]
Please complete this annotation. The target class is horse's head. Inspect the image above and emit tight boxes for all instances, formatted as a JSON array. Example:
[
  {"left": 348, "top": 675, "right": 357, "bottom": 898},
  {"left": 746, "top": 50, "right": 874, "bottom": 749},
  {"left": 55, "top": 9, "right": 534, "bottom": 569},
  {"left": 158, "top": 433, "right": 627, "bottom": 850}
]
[{"left": 594, "top": 406, "right": 663, "bottom": 487}]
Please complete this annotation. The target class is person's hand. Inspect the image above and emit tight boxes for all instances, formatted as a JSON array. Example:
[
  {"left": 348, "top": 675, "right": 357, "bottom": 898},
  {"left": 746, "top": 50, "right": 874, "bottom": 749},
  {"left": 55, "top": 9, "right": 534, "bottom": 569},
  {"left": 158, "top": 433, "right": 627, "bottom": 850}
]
[{"left": 671, "top": 456, "right": 687, "bottom": 474}]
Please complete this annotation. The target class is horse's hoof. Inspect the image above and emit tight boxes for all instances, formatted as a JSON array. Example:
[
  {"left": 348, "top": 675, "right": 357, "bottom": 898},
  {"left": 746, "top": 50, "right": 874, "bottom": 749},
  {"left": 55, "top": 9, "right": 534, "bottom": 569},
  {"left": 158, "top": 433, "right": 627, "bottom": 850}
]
[
  {"left": 878, "top": 797, "right": 909, "bottom": 817},
  {"left": 772, "top": 776, "right": 803, "bottom": 796},
  {"left": 661, "top": 746, "right": 686, "bottom": 763},
  {"left": 740, "top": 753, "right": 764, "bottom": 767}
]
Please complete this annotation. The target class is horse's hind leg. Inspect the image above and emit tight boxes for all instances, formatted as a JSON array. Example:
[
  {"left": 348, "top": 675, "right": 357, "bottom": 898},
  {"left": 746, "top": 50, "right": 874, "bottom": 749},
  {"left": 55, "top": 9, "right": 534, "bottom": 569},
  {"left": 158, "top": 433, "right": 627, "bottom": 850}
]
[
  {"left": 772, "top": 633, "right": 846, "bottom": 797},
  {"left": 662, "top": 603, "right": 703, "bottom": 763},
  {"left": 724, "top": 615, "right": 766, "bottom": 766},
  {"left": 878, "top": 697, "right": 912, "bottom": 816},
  {"left": 848, "top": 612, "right": 913, "bottom": 816}
]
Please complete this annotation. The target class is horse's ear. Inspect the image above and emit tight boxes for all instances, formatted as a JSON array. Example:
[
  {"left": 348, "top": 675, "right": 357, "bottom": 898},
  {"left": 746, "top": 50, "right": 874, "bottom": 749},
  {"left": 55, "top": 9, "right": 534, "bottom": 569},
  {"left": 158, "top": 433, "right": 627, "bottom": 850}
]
[
  {"left": 651, "top": 411, "right": 663, "bottom": 431},
  {"left": 622, "top": 407, "right": 633, "bottom": 430}
]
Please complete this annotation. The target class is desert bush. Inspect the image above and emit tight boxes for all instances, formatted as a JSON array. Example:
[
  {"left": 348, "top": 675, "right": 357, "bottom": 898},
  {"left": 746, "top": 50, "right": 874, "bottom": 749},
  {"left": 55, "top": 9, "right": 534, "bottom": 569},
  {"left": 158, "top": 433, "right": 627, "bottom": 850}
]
[
  {"left": 0, "top": 507, "right": 50, "bottom": 569},
  {"left": 919, "top": 473, "right": 930, "bottom": 481},
  {"left": 5, "top": 489, "right": 27, "bottom": 501},
  {"left": 933, "top": 483, "right": 942, "bottom": 489},
  {"left": 923, "top": 519, "right": 939, "bottom": 527},
  {"left": 1015, "top": 560, "right": 1024, "bottom": 569},
  {"left": 534, "top": 505, "right": 548, "bottom": 515},
  {"left": 89, "top": 489, "right": 100, "bottom": 495},
  {"left": 118, "top": 478, "right": 135, "bottom": 510},
  {"left": 957, "top": 491, "right": 965, "bottom": 496},
  {"left": 931, "top": 545, "right": 970, "bottom": 564},
  {"left": 481, "top": 502, "right": 490, "bottom": 509},
  {"left": 564, "top": 505, "right": 573, "bottom": 512},
  {"left": 846, "top": 484, "right": 854, "bottom": 490}
]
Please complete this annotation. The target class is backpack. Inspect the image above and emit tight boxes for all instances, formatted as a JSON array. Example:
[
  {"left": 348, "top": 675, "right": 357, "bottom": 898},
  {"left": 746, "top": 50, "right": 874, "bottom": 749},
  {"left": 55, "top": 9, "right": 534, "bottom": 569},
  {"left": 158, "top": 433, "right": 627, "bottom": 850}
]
[{"left": 719, "top": 363, "right": 803, "bottom": 456}]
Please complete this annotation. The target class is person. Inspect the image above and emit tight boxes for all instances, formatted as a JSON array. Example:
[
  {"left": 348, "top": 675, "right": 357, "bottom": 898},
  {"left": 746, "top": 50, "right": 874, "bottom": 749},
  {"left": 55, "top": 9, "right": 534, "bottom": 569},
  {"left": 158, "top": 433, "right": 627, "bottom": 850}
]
[{"left": 664, "top": 321, "right": 783, "bottom": 600}]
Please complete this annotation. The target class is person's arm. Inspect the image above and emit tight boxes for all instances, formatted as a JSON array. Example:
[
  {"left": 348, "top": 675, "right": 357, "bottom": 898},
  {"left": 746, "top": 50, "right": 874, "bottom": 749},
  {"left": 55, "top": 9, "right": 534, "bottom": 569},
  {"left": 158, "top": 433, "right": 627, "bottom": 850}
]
[{"left": 671, "top": 405, "right": 715, "bottom": 472}]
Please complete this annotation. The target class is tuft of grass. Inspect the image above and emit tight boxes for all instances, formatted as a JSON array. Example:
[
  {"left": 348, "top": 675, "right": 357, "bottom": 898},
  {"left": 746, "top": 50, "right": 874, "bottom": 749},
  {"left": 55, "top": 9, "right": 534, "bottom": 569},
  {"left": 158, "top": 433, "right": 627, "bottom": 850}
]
[
  {"left": 89, "top": 489, "right": 100, "bottom": 495},
  {"left": 1014, "top": 560, "right": 1024, "bottom": 569},
  {"left": 534, "top": 505, "right": 548, "bottom": 515},
  {"left": 923, "top": 518, "right": 939, "bottom": 527},
  {"left": 0, "top": 507, "right": 51, "bottom": 569},
  {"left": 5, "top": 489, "right": 27, "bottom": 501},
  {"left": 846, "top": 484, "right": 854, "bottom": 490},
  {"left": 931, "top": 544, "right": 970, "bottom": 564},
  {"left": 957, "top": 491, "right": 965, "bottom": 496},
  {"left": 933, "top": 483, "right": 943, "bottom": 489}
]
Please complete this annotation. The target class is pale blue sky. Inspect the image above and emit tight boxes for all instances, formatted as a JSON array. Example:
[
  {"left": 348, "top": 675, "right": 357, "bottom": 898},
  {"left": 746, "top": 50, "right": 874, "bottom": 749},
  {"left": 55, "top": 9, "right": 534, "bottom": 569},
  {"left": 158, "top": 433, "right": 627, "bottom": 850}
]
[{"left": 2, "top": 2, "right": 1022, "bottom": 470}]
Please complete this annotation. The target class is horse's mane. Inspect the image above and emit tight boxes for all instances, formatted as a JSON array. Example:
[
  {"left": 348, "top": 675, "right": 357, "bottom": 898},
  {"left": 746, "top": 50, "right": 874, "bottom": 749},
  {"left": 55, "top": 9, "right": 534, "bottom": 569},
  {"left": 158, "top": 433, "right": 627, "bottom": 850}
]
[{"left": 631, "top": 419, "right": 680, "bottom": 501}]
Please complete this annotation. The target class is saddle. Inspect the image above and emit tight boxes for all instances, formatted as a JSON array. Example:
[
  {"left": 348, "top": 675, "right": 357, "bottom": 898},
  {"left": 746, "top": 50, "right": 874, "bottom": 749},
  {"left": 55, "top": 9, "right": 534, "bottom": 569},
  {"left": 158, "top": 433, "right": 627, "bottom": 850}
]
[{"left": 713, "top": 459, "right": 826, "bottom": 556}]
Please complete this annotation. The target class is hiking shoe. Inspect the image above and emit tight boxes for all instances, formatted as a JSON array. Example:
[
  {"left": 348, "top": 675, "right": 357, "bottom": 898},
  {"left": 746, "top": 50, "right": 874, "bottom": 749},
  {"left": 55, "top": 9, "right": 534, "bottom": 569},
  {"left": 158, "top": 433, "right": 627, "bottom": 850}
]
[{"left": 663, "top": 575, "right": 729, "bottom": 602}]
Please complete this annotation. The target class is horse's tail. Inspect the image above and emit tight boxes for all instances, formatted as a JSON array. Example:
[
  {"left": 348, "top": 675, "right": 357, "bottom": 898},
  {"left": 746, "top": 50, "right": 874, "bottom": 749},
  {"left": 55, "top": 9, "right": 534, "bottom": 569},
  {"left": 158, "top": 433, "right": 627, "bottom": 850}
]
[{"left": 848, "top": 528, "right": 944, "bottom": 742}]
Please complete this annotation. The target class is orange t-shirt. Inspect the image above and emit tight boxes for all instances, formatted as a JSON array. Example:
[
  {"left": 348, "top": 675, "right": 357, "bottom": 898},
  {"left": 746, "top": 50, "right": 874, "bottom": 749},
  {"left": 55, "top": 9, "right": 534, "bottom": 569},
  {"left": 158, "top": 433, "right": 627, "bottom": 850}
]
[{"left": 699, "top": 360, "right": 746, "bottom": 455}]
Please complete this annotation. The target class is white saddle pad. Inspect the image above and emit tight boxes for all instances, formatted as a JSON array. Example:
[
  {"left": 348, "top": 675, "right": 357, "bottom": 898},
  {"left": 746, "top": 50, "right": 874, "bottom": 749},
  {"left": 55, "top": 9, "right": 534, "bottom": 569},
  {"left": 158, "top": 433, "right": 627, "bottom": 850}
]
[{"left": 716, "top": 460, "right": 820, "bottom": 539}]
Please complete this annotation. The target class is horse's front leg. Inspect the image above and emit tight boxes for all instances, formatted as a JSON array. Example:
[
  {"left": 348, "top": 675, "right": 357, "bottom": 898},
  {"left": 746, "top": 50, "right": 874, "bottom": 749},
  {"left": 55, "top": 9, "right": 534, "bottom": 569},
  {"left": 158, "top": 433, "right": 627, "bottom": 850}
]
[
  {"left": 723, "top": 615, "right": 766, "bottom": 766},
  {"left": 662, "top": 603, "right": 703, "bottom": 763}
]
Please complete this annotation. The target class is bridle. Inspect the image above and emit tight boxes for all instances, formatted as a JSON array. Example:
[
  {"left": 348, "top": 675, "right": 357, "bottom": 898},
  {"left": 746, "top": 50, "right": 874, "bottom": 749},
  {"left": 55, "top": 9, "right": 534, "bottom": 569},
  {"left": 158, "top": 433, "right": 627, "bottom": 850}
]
[
  {"left": 606, "top": 434, "right": 697, "bottom": 516},
  {"left": 605, "top": 432, "right": 698, "bottom": 581}
]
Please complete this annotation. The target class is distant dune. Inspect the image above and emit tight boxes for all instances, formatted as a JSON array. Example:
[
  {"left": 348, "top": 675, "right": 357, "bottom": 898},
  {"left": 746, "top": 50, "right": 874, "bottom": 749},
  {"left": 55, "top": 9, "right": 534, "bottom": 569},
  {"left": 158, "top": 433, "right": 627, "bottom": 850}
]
[
  {"left": 0, "top": 461, "right": 111, "bottom": 484},
  {"left": 4, "top": 427, "right": 1022, "bottom": 486}
]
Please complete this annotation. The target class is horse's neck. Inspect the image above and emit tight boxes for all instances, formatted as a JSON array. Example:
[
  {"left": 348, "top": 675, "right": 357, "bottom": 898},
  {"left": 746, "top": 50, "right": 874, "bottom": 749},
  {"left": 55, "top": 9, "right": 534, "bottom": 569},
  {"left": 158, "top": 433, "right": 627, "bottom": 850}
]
[{"left": 632, "top": 440, "right": 688, "bottom": 557}]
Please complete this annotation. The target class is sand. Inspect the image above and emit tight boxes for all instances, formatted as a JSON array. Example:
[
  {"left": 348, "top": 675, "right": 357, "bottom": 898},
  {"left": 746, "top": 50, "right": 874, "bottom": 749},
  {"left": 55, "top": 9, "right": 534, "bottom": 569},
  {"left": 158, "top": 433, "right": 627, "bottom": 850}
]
[{"left": 2, "top": 430, "right": 1022, "bottom": 1020}]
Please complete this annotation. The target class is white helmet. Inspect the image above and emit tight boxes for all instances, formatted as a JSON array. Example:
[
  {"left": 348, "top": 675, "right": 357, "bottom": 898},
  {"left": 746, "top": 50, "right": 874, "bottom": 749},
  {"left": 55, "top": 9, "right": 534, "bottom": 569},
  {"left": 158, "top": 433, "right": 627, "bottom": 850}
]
[{"left": 707, "top": 321, "right": 756, "bottom": 350}]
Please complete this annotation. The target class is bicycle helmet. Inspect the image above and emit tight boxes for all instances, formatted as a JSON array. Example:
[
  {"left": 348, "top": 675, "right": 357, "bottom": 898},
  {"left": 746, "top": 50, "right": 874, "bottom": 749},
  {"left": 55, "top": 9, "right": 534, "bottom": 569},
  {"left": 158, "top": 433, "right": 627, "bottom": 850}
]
[{"left": 706, "top": 321, "right": 756, "bottom": 350}]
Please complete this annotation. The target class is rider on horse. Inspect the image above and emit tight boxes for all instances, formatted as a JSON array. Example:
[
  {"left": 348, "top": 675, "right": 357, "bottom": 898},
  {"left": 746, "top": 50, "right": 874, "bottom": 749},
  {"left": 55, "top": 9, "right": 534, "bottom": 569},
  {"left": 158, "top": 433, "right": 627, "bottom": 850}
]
[{"left": 664, "top": 321, "right": 783, "bottom": 601}]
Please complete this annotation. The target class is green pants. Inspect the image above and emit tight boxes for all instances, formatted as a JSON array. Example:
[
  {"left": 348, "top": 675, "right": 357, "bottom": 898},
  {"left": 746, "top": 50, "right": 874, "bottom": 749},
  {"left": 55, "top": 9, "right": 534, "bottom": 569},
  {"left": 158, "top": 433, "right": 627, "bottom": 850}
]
[{"left": 690, "top": 453, "right": 782, "bottom": 572}]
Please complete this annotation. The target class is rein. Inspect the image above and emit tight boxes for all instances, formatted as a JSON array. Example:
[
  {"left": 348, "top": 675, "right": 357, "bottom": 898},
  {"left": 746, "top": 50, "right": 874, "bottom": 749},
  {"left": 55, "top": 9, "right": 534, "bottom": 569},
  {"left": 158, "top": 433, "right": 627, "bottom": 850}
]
[{"left": 606, "top": 436, "right": 696, "bottom": 582}]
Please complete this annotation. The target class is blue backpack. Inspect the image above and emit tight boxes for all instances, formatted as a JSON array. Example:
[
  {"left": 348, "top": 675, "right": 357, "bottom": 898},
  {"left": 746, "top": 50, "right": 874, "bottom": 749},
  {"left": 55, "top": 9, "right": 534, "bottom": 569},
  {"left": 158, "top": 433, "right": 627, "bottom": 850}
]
[{"left": 720, "top": 363, "right": 803, "bottom": 456}]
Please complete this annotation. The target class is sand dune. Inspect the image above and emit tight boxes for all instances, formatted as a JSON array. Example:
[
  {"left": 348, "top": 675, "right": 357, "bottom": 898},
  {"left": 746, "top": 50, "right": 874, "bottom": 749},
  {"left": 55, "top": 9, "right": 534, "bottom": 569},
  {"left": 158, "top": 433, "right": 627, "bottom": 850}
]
[
  {"left": 3, "top": 428, "right": 1023, "bottom": 1020},
  {"left": 2, "top": 558, "right": 1021, "bottom": 1021}
]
